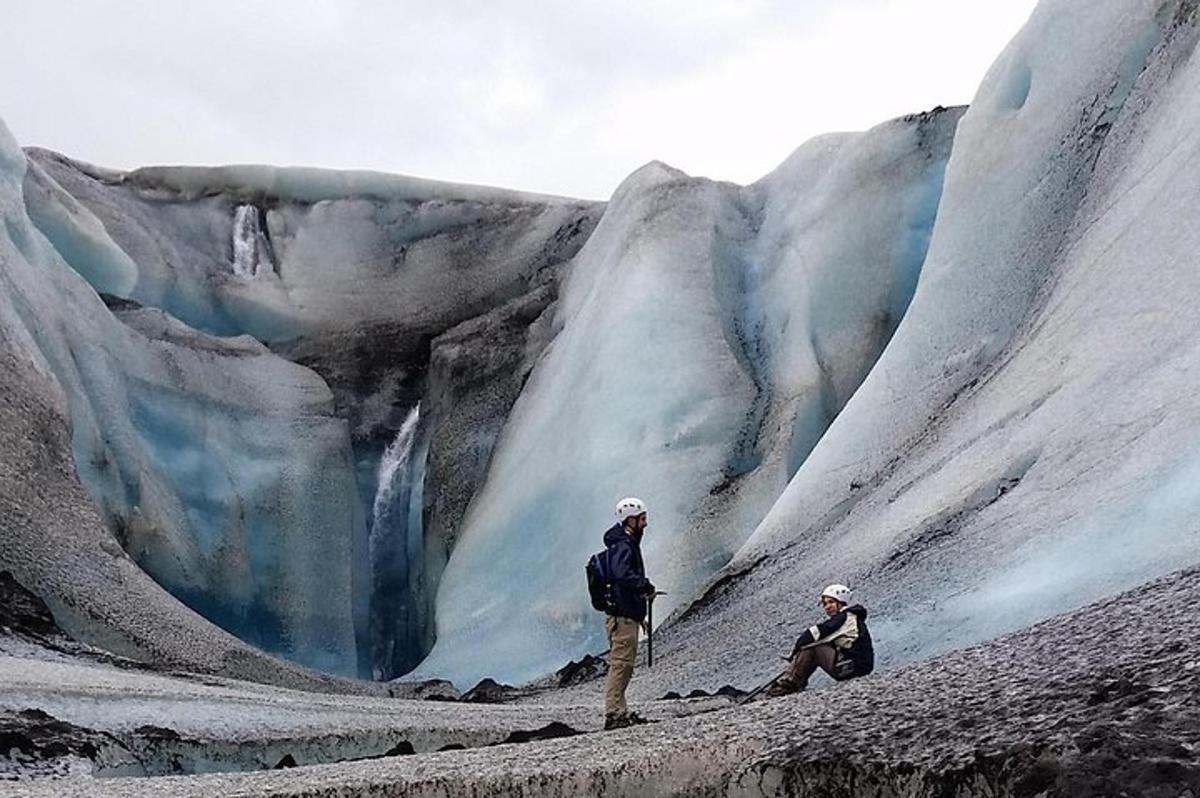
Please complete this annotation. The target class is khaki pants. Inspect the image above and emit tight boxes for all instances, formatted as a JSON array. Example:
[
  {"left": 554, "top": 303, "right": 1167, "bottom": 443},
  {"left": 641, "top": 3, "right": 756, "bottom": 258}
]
[
  {"left": 604, "top": 615, "right": 640, "bottom": 717},
  {"left": 785, "top": 643, "right": 839, "bottom": 689}
]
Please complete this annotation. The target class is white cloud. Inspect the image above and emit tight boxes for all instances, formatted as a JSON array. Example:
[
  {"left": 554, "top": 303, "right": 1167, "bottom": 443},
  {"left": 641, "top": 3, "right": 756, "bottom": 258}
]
[{"left": 0, "top": 0, "right": 1038, "bottom": 199}]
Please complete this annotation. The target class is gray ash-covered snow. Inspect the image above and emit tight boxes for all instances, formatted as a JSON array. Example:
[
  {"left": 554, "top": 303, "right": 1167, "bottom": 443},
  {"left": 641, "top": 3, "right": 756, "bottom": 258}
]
[{"left": 6, "top": 566, "right": 1197, "bottom": 796}]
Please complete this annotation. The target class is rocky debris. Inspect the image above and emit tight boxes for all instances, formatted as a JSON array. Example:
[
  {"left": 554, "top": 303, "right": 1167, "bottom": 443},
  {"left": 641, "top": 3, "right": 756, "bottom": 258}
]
[
  {"left": 659, "top": 685, "right": 746, "bottom": 701},
  {"left": 0, "top": 573, "right": 64, "bottom": 642},
  {"left": 0, "top": 708, "right": 125, "bottom": 782},
  {"left": 497, "top": 722, "right": 580, "bottom": 746},
  {"left": 98, "top": 293, "right": 144, "bottom": 312},
  {"left": 385, "top": 679, "right": 461, "bottom": 702},
  {"left": 379, "top": 741, "right": 415, "bottom": 757},
  {"left": 556, "top": 654, "right": 606, "bottom": 687},
  {"left": 418, "top": 684, "right": 462, "bottom": 702},
  {"left": 130, "top": 725, "right": 181, "bottom": 743},
  {"left": 271, "top": 754, "right": 297, "bottom": 770},
  {"left": 461, "top": 678, "right": 522, "bottom": 704}
]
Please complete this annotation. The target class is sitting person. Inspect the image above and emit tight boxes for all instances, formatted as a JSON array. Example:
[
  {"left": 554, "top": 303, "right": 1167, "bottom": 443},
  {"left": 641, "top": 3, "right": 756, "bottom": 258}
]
[{"left": 767, "top": 583, "right": 874, "bottom": 696}]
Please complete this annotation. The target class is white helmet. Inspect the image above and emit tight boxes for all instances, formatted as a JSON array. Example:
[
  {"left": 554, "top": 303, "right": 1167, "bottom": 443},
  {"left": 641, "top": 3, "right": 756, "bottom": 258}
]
[
  {"left": 821, "top": 584, "right": 852, "bottom": 605},
  {"left": 615, "top": 497, "right": 647, "bottom": 522}
]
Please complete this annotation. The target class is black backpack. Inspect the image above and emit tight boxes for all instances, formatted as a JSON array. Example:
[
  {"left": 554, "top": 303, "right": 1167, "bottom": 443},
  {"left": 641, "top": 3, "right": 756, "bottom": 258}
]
[{"left": 585, "top": 549, "right": 612, "bottom": 612}]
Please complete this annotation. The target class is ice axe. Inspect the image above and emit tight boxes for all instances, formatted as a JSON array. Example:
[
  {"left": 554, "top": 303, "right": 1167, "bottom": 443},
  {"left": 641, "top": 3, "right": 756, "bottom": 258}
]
[
  {"left": 645, "top": 591, "right": 667, "bottom": 667},
  {"left": 737, "top": 669, "right": 787, "bottom": 706},
  {"left": 737, "top": 656, "right": 793, "bottom": 705}
]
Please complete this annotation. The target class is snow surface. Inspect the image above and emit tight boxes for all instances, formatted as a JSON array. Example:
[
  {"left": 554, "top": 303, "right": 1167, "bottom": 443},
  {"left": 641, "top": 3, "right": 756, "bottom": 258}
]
[{"left": 7, "top": 565, "right": 1199, "bottom": 796}]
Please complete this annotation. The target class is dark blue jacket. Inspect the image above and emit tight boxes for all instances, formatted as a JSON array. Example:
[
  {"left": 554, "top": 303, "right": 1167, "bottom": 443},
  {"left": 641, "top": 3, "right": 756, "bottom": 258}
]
[
  {"left": 791, "top": 604, "right": 874, "bottom": 679},
  {"left": 603, "top": 523, "right": 654, "bottom": 622}
]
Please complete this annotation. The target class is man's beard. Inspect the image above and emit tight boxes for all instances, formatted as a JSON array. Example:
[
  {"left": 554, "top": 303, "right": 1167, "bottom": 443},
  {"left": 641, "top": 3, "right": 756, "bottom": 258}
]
[{"left": 632, "top": 529, "right": 645, "bottom": 545}]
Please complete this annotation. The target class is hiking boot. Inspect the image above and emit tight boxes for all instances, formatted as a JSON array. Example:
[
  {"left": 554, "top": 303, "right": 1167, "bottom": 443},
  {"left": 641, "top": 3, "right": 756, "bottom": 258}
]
[
  {"left": 604, "top": 713, "right": 629, "bottom": 730},
  {"left": 764, "top": 676, "right": 802, "bottom": 698},
  {"left": 604, "top": 711, "right": 649, "bottom": 730}
]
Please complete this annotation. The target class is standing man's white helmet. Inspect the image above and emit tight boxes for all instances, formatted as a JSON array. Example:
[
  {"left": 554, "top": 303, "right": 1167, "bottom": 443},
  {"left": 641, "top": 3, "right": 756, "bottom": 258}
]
[
  {"left": 615, "top": 497, "right": 647, "bottom": 521},
  {"left": 821, "top": 584, "right": 853, "bottom": 605}
]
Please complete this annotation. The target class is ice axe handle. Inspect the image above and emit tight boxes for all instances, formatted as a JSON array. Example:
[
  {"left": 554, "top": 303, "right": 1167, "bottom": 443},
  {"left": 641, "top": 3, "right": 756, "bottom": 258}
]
[{"left": 646, "top": 591, "right": 666, "bottom": 668}]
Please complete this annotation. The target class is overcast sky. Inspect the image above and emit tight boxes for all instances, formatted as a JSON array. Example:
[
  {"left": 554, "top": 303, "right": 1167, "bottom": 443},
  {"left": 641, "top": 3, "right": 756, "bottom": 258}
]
[{"left": 0, "top": 1, "right": 1038, "bottom": 200}]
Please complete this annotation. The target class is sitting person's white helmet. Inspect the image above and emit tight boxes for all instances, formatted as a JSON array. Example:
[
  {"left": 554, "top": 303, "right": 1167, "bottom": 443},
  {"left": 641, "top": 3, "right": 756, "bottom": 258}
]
[
  {"left": 615, "top": 497, "right": 647, "bottom": 521},
  {"left": 821, "top": 584, "right": 852, "bottom": 605}
]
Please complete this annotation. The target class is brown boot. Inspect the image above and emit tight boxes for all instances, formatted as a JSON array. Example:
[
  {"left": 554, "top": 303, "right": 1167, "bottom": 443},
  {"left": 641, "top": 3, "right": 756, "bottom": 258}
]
[
  {"left": 764, "top": 676, "right": 803, "bottom": 698},
  {"left": 604, "top": 713, "right": 630, "bottom": 730}
]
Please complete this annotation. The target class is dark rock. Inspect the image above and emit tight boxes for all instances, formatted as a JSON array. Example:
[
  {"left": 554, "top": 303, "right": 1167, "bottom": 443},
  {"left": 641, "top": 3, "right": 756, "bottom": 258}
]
[
  {"left": 98, "top": 293, "right": 144, "bottom": 312},
  {"left": 0, "top": 709, "right": 115, "bottom": 764},
  {"left": 132, "top": 724, "right": 182, "bottom": 742},
  {"left": 498, "top": 722, "right": 580, "bottom": 745},
  {"left": 437, "top": 743, "right": 466, "bottom": 752},
  {"left": 0, "top": 572, "right": 65, "bottom": 640},
  {"left": 462, "top": 677, "right": 520, "bottom": 704},
  {"left": 557, "top": 653, "right": 606, "bottom": 687},
  {"left": 381, "top": 741, "right": 415, "bottom": 757},
  {"left": 400, "top": 679, "right": 460, "bottom": 702},
  {"left": 715, "top": 685, "right": 747, "bottom": 698},
  {"left": 1087, "top": 675, "right": 1144, "bottom": 706},
  {"left": 659, "top": 691, "right": 683, "bottom": 701},
  {"left": 272, "top": 754, "right": 297, "bottom": 769}
]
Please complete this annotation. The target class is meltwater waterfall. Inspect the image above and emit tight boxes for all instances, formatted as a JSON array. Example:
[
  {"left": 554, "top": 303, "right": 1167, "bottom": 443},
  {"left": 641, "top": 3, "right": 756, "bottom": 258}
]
[
  {"left": 368, "top": 405, "right": 430, "bottom": 679},
  {"left": 231, "top": 205, "right": 269, "bottom": 279}
]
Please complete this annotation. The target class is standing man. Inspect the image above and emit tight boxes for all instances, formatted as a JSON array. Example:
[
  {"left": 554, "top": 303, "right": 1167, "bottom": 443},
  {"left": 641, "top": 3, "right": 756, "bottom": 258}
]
[{"left": 602, "top": 497, "right": 656, "bottom": 730}]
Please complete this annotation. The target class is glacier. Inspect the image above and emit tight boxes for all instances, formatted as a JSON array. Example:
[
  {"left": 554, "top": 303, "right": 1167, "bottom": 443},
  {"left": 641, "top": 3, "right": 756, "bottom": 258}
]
[
  {"left": 6, "top": 143, "right": 601, "bottom": 678},
  {"left": 413, "top": 109, "right": 962, "bottom": 686},
  {"left": 0, "top": 2, "right": 1199, "bottom": 793},
  {"left": 5, "top": 103, "right": 963, "bottom": 686}
]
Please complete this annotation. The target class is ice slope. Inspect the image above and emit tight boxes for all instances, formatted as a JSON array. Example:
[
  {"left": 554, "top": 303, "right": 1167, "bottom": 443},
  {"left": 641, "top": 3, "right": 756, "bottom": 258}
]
[
  {"left": 0, "top": 119, "right": 379, "bottom": 689},
  {"left": 630, "top": 0, "right": 1200, "bottom": 697},
  {"left": 414, "top": 108, "right": 961, "bottom": 687}
]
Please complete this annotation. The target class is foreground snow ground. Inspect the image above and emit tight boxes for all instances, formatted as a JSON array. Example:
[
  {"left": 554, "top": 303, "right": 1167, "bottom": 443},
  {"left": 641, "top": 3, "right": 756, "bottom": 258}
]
[
  {"left": 1, "top": 0, "right": 1200, "bottom": 794},
  {"left": 3, "top": 567, "right": 1198, "bottom": 795}
]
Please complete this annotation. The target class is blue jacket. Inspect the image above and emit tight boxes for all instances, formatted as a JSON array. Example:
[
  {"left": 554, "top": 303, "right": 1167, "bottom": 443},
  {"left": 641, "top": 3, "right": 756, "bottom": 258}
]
[
  {"left": 791, "top": 604, "right": 874, "bottom": 679},
  {"left": 603, "top": 523, "right": 654, "bottom": 622}
]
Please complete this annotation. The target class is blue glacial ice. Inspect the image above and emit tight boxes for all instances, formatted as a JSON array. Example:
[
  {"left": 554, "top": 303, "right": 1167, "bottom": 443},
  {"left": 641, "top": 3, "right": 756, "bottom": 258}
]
[{"left": 0, "top": 122, "right": 371, "bottom": 681}]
